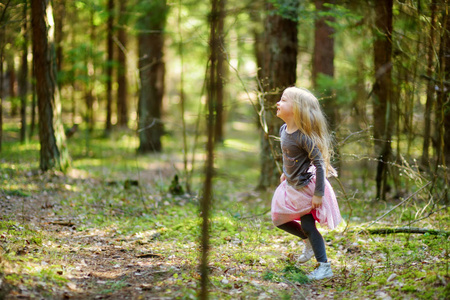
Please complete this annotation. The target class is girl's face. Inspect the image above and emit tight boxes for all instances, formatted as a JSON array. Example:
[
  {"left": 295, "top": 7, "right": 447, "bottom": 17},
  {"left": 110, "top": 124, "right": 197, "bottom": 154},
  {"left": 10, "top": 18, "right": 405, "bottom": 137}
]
[{"left": 276, "top": 94, "right": 294, "bottom": 122}]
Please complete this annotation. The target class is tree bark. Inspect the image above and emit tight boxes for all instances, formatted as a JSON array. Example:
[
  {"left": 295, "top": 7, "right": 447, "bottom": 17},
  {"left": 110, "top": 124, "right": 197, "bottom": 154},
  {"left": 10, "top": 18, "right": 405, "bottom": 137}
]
[
  {"left": 257, "top": 0, "right": 299, "bottom": 189},
  {"left": 7, "top": 59, "right": 17, "bottom": 116},
  {"left": 85, "top": 9, "right": 96, "bottom": 132},
  {"left": 421, "top": 2, "right": 437, "bottom": 167},
  {"left": 200, "top": 0, "right": 220, "bottom": 296},
  {"left": 312, "top": 0, "right": 337, "bottom": 128},
  {"left": 19, "top": 2, "right": 28, "bottom": 143},
  {"left": 53, "top": 0, "right": 65, "bottom": 73},
  {"left": 137, "top": 0, "right": 168, "bottom": 153},
  {"left": 436, "top": 1, "right": 450, "bottom": 169},
  {"left": 104, "top": 0, "right": 114, "bottom": 136},
  {"left": 214, "top": 0, "right": 226, "bottom": 144},
  {"left": 31, "top": 0, "right": 70, "bottom": 172},
  {"left": 372, "top": 0, "right": 393, "bottom": 200},
  {"left": 29, "top": 56, "right": 36, "bottom": 140},
  {"left": 116, "top": 0, "right": 128, "bottom": 128},
  {"left": 0, "top": 21, "right": 4, "bottom": 153}
]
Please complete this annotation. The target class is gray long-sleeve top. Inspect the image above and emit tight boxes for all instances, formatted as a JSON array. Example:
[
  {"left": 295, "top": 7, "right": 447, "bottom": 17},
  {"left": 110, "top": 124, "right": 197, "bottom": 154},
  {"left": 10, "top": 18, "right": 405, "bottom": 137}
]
[{"left": 280, "top": 124, "right": 325, "bottom": 197}]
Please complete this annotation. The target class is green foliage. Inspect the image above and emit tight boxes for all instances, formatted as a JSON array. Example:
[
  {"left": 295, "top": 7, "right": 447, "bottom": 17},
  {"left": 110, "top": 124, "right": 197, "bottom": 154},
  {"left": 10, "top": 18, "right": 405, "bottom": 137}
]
[
  {"left": 269, "top": 0, "right": 303, "bottom": 22},
  {"left": 281, "top": 264, "right": 309, "bottom": 284},
  {"left": 134, "top": 0, "right": 169, "bottom": 30},
  {"left": 315, "top": 73, "right": 356, "bottom": 106},
  {"left": 320, "top": 3, "right": 363, "bottom": 31}
]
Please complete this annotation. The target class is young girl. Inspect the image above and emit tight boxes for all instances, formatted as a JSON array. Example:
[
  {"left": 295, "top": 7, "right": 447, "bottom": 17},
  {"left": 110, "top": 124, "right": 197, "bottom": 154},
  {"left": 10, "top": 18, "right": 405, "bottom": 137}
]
[{"left": 271, "top": 87, "right": 341, "bottom": 280}]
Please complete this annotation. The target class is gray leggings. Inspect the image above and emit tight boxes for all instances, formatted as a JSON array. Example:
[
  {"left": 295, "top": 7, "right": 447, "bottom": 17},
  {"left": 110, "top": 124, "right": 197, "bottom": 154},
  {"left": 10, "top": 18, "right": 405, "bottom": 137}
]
[{"left": 277, "top": 214, "right": 327, "bottom": 263}]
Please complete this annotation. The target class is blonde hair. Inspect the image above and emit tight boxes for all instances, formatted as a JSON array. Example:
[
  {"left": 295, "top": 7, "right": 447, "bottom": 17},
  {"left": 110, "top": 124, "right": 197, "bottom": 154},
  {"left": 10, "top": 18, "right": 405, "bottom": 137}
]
[{"left": 282, "top": 87, "right": 337, "bottom": 177}]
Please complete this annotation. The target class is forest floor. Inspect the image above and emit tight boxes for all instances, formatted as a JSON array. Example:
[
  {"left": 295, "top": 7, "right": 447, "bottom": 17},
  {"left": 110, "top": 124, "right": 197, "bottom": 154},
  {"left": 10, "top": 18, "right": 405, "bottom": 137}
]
[{"left": 0, "top": 121, "right": 449, "bottom": 299}]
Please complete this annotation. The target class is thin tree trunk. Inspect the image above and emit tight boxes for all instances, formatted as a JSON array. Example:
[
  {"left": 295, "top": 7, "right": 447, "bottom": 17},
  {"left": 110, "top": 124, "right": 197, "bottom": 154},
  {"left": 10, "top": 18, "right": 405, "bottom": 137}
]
[
  {"left": 372, "top": 0, "right": 393, "bottom": 200},
  {"left": 85, "top": 9, "right": 96, "bottom": 133},
  {"left": 29, "top": 62, "right": 36, "bottom": 140},
  {"left": 436, "top": 0, "right": 450, "bottom": 171},
  {"left": 31, "top": 0, "right": 70, "bottom": 172},
  {"left": 200, "top": 0, "right": 219, "bottom": 296},
  {"left": 0, "top": 1, "right": 10, "bottom": 152},
  {"left": 421, "top": 2, "right": 437, "bottom": 167},
  {"left": 257, "top": 0, "right": 299, "bottom": 189},
  {"left": 0, "top": 22, "right": 4, "bottom": 153},
  {"left": 441, "top": 2, "right": 450, "bottom": 169},
  {"left": 19, "top": 2, "right": 28, "bottom": 143},
  {"left": 105, "top": 0, "right": 114, "bottom": 136},
  {"left": 214, "top": 0, "right": 226, "bottom": 144},
  {"left": 116, "top": 0, "right": 128, "bottom": 128},
  {"left": 8, "top": 59, "right": 17, "bottom": 116}
]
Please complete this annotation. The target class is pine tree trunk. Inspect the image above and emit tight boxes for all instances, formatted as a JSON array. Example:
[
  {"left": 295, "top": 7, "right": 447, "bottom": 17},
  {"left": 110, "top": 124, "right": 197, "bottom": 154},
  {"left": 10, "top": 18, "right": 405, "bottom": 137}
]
[
  {"left": 421, "top": 2, "right": 437, "bottom": 167},
  {"left": 54, "top": 0, "right": 65, "bottom": 72},
  {"left": 257, "top": 0, "right": 299, "bottom": 189},
  {"left": 200, "top": 0, "right": 220, "bottom": 296},
  {"left": 29, "top": 58, "right": 36, "bottom": 140},
  {"left": 7, "top": 59, "right": 17, "bottom": 116},
  {"left": 117, "top": 1, "right": 128, "bottom": 128},
  {"left": 31, "top": 0, "right": 70, "bottom": 172},
  {"left": 85, "top": 10, "right": 96, "bottom": 132},
  {"left": 0, "top": 22, "right": 4, "bottom": 153},
  {"left": 137, "top": 1, "right": 167, "bottom": 153},
  {"left": 105, "top": 0, "right": 114, "bottom": 136},
  {"left": 436, "top": 1, "right": 450, "bottom": 169},
  {"left": 19, "top": 2, "right": 28, "bottom": 143},
  {"left": 214, "top": 0, "right": 226, "bottom": 144},
  {"left": 313, "top": 0, "right": 337, "bottom": 128},
  {"left": 372, "top": 0, "right": 393, "bottom": 200}
]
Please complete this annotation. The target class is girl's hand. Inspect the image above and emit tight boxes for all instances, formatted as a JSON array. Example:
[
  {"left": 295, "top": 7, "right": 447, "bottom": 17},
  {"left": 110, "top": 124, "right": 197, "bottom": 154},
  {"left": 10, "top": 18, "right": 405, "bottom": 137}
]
[
  {"left": 280, "top": 173, "right": 286, "bottom": 183},
  {"left": 311, "top": 195, "right": 323, "bottom": 209}
]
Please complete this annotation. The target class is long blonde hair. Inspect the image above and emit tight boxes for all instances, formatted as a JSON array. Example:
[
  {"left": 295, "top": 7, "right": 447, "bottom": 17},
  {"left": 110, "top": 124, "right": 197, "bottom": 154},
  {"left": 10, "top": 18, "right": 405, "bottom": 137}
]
[{"left": 283, "top": 87, "right": 337, "bottom": 177}]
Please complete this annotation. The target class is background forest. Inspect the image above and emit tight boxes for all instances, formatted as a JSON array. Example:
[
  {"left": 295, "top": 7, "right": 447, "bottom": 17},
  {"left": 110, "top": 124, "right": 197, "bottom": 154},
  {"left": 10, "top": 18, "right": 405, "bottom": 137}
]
[{"left": 0, "top": 0, "right": 449, "bottom": 299}]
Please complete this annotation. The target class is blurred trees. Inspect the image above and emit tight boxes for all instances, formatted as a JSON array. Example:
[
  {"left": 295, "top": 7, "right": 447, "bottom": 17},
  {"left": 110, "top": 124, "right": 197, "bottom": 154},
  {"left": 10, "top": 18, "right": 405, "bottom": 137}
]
[{"left": 0, "top": 0, "right": 447, "bottom": 202}]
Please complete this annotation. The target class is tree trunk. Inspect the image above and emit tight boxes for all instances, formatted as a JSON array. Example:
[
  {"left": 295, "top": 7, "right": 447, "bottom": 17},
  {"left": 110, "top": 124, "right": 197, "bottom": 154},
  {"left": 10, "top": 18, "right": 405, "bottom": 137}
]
[
  {"left": 214, "top": 0, "right": 226, "bottom": 144},
  {"left": 19, "top": 2, "right": 28, "bottom": 143},
  {"left": 436, "top": 1, "right": 450, "bottom": 169},
  {"left": 29, "top": 56, "right": 36, "bottom": 140},
  {"left": 137, "top": 0, "right": 168, "bottom": 153},
  {"left": 85, "top": 10, "right": 96, "bottom": 133},
  {"left": 257, "top": 0, "right": 299, "bottom": 189},
  {"left": 421, "top": 2, "right": 437, "bottom": 167},
  {"left": 31, "top": 0, "right": 70, "bottom": 172},
  {"left": 7, "top": 59, "right": 17, "bottom": 116},
  {"left": 105, "top": 0, "right": 114, "bottom": 136},
  {"left": 54, "top": 0, "right": 65, "bottom": 73},
  {"left": 200, "top": 0, "right": 220, "bottom": 296},
  {"left": 117, "top": 1, "right": 128, "bottom": 128},
  {"left": 0, "top": 19, "right": 4, "bottom": 153},
  {"left": 372, "top": 0, "right": 393, "bottom": 200},
  {"left": 312, "top": 0, "right": 337, "bottom": 127}
]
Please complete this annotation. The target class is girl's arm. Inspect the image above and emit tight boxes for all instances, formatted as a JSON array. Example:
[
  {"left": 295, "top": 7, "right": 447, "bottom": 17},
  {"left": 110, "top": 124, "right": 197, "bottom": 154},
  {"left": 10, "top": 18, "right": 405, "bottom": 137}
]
[
  {"left": 312, "top": 195, "right": 323, "bottom": 209},
  {"left": 300, "top": 135, "right": 326, "bottom": 197}
]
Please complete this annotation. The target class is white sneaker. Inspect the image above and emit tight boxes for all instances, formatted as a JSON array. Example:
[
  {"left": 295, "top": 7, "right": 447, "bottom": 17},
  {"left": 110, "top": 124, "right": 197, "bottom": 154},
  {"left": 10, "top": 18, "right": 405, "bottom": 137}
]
[
  {"left": 307, "top": 262, "right": 333, "bottom": 280},
  {"left": 297, "top": 238, "right": 314, "bottom": 263}
]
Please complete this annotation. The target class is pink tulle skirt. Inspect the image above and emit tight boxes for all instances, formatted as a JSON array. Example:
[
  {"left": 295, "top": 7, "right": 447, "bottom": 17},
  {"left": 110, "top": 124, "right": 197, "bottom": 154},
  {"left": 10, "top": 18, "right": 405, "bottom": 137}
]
[{"left": 271, "top": 175, "right": 342, "bottom": 230}]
